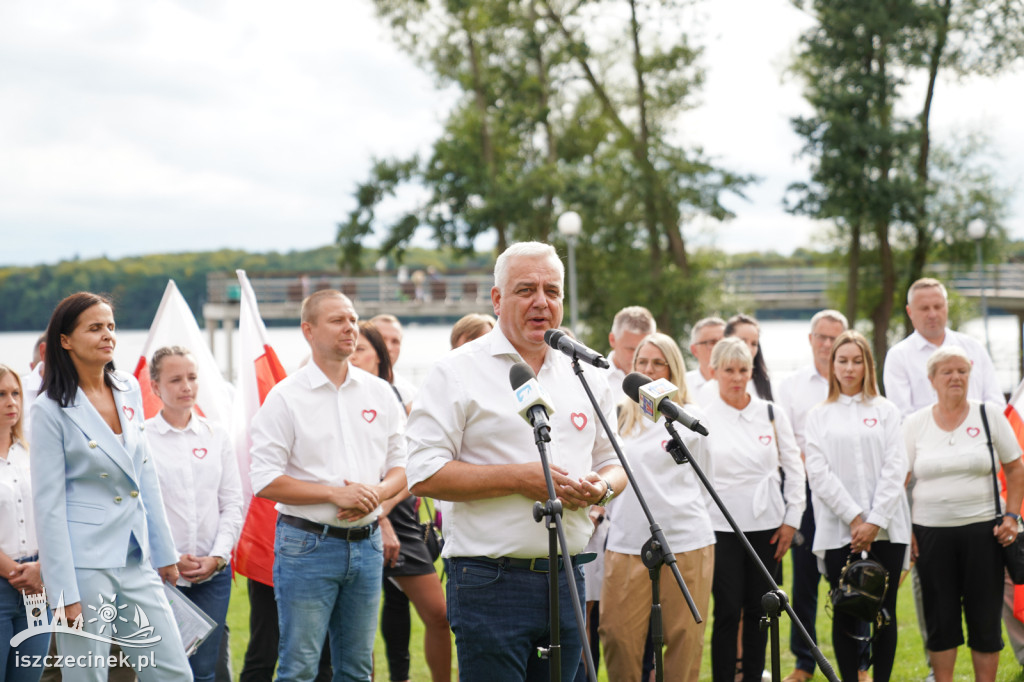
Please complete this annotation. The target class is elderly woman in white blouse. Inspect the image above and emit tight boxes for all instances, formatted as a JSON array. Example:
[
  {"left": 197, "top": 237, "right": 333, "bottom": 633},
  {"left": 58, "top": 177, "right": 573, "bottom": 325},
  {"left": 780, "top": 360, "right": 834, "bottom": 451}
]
[
  {"left": 1, "top": 364, "right": 47, "bottom": 682},
  {"left": 599, "top": 333, "right": 715, "bottom": 682},
  {"left": 904, "top": 345, "right": 1024, "bottom": 682},
  {"left": 704, "top": 337, "right": 805, "bottom": 682},
  {"left": 147, "top": 346, "right": 243, "bottom": 682},
  {"left": 803, "top": 331, "right": 910, "bottom": 682}
]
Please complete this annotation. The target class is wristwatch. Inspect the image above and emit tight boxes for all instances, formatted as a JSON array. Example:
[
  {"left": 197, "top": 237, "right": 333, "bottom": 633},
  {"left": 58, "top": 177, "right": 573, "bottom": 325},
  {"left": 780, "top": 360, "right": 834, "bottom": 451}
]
[
  {"left": 1005, "top": 513, "right": 1024, "bottom": 534},
  {"left": 597, "top": 477, "right": 615, "bottom": 507},
  {"left": 214, "top": 557, "right": 229, "bottom": 575}
]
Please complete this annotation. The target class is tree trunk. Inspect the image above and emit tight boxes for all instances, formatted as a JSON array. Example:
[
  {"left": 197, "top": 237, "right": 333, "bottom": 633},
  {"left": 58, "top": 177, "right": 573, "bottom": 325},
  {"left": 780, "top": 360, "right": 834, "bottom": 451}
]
[
  {"left": 845, "top": 220, "right": 861, "bottom": 326},
  {"left": 465, "top": 22, "right": 507, "bottom": 252}
]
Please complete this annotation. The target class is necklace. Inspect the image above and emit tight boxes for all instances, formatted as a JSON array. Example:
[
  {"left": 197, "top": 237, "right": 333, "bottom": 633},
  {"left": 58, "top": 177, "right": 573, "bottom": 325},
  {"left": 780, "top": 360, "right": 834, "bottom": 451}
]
[{"left": 934, "top": 402, "right": 970, "bottom": 446}]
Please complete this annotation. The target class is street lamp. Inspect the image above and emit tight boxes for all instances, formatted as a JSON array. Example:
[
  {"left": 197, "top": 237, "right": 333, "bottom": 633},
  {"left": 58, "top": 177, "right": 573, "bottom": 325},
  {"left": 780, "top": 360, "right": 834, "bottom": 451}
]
[
  {"left": 557, "top": 210, "right": 582, "bottom": 335},
  {"left": 967, "top": 218, "right": 991, "bottom": 355}
]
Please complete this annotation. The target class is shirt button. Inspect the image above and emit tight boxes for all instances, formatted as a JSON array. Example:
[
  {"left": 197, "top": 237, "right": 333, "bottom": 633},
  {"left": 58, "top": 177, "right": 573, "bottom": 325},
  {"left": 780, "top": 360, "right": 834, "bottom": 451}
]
[
  {"left": 130, "top": 491, "right": 139, "bottom": 498},
  {"left": 88, "top": 440, "right": 98, "bottom": 448},
  {"left": 100, "top": 473, "right": 109, "bottom": 478},
  {"left": 114, "top": 496, "right": 123, "bottom": 504}
]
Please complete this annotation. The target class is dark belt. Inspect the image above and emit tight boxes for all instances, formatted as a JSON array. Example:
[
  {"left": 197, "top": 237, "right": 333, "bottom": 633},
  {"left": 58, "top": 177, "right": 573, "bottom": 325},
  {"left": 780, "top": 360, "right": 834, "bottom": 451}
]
[
  {"left": 279, "top": 514, "right": 378, "bottom": 541},
  {"left": 466, "top": 553, "right": 597, "bottom": 573},
  {"left": 15, "top": 554, "right": 38, "bottom": 564}
]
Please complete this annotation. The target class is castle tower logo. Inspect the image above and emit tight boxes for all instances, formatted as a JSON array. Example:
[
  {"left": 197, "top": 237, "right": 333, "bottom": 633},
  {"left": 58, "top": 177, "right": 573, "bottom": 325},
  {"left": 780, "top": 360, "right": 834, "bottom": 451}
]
[{"left": 9, "top": 588, "right": 162, "bottom": 649}]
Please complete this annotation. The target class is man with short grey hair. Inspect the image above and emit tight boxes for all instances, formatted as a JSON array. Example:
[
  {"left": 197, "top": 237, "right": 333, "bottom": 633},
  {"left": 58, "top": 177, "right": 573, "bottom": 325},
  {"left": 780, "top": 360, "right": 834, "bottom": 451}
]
[
  {"left": 406, "top": 241, "right": 626, "bottom": 679},
  {"left": 605, "top": 306, "right": 656, "bottom": 396},
  {"left": 686, "top": 317, "right": 726, "bottom": 393}
]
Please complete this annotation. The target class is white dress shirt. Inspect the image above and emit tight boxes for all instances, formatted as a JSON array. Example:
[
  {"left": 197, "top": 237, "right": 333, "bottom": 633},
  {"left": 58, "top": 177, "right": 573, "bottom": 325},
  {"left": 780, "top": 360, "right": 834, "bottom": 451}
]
[
  {"left": 702, "top": 393, "right": 805, "bottom": 532},
  {"left": 804, "top": 394, "right": 911, "bottom": 557},
  {"left": 146, "top": 412, "right": 244, "bottom": 570},
  {"left": 685, "top": 368, "right": 710, "bottom": 397},
  {"left": 405, "top": 325, "right": 621, "bottom": 559},
  {"left": 20, "top": 363, "right": 43, "bottom": 434},
  {"left": 883, "top": 329, "right": 1004, "bottom": 418},
  {"left": 393, "top": 373, "right": 419, "bottom": 410},
  {"left": 606, "top": 410, "right": 715, "bottom": 555},
  {"left": 903, "top": 400, "right": 1021, "bottom": 527},
  {"left": 249, "top": 362, "right": 407, "bottom": 527},
  {"left": 775, "top": 364, "right": 829, "bottom": 453},
  {"left": 1, "top": 442, "right": 37, "bottom": 560},
  {"left": 605, "top": 355, "right": 627, "bottom": 401}
]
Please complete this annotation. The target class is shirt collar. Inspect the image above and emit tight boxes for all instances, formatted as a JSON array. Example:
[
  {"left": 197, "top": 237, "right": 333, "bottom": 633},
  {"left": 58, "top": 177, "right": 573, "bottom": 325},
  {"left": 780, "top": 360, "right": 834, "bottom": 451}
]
[
  {"left": 837, "top": 392, "right": 865, "bottom": 406},
  {"left": 910, "top": 329, "right": 950, "bottom": 351},
  {"left": 151, "top": 410, "right": 205, "bottom": 435},
  {"left": 486, "top": 324, "right": 525, "bottom": 362},
  {"left": 300, "top": 358, "right": 368, "bottom": 391}
]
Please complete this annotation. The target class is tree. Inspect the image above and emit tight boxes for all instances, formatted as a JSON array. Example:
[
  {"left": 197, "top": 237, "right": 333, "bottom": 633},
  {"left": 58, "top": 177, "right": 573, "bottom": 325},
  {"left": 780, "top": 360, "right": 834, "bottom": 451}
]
[
  {"left": 340, "top": 0, "right": 751, "bottom": 338},
  {"left": 788, "top": 0, "right": 924, "bottom": 364}
]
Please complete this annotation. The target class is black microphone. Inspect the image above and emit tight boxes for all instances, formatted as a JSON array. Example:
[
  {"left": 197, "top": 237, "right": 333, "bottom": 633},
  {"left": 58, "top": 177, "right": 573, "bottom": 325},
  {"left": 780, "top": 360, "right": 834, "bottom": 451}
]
[
  {"left": 544, "top": 329, "right": 610, "bottom": 369},
  {"left": 622, "top": 372, "right": 709, "bottom": 436},
  {"left": 509, "top": 362, "right": 554, "bottom": 430}
]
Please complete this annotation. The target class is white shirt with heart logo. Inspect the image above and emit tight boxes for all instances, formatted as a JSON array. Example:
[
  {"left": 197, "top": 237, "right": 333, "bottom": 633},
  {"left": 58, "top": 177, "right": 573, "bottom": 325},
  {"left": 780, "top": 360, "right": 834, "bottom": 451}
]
[
  {"left": 903, "top": 400, "right": 1021, "bottom": 527},
  {"left": 803, "top": 393, "right": 911, "bottom": 556},
  {"left": 249, "top": 362, "right": 407, "bottom": 527},
  {"left": 146, "top": 411, "right": 243, "bottom": 580}
]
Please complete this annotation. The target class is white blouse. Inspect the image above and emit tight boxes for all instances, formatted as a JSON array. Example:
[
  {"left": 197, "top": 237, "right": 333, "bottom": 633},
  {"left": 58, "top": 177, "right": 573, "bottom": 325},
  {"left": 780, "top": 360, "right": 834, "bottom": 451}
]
[
  {"left": 146, "top": 412, "right": 244, "bottom": 572},
  {"left": 606, "top": 408, "right": 715, "bottom": 555},
  {"left": 1, "top": 442, "right": 37, "bottom": 560},
  {"left": 904, "top": 400, "right": 1022, "bottom": 527},
  {"left": 804, "top": 394, "right": 911, "bottom": 556},
  {"left": 702, "top": 393, "right": 805, "bottom": 533}
]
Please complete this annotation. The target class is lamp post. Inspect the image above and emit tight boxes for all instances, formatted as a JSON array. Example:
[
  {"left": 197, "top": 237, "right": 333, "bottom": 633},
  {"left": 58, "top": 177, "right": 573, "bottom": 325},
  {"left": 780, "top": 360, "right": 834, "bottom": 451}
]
[
  {"left": 557, "top": 211, "right": 582, "bottom": 335},
  {"left": 967, "top": 218, "right": 991, "bottom": 355}
]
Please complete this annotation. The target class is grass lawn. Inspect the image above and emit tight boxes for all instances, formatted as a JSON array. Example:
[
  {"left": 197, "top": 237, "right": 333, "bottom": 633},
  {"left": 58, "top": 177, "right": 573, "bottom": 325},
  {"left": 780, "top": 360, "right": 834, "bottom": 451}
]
[{"left": 224, "top": 555, "right": 1024, "bottom": 681}]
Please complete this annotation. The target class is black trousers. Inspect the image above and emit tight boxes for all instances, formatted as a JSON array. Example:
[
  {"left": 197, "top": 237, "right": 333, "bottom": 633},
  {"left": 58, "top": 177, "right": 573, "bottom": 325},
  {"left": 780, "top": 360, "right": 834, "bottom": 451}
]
[
  {"left": 824, "top": 541, "right": 906, "bottom": 682},
  {"left": 711, "top": 529, "right": 778, "bottom": 682}
]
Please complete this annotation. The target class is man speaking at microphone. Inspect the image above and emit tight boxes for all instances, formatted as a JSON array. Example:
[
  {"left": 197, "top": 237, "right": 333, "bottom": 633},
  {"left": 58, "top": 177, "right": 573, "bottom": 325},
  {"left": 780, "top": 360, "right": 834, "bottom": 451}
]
[{"left": 406, "top": 241, "right": 626, "bottom": 680}]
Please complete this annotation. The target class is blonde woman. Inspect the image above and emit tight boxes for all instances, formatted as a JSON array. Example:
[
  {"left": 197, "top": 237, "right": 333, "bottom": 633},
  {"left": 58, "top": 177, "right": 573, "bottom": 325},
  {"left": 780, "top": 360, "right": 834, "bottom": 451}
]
[
  {"left": 804, "top": 331, "right": 910, "bottom": 681},
  {"left": 1, "top": 364, "right": 47, "bottom": 682},
  {"left": 599, "top": 333, "right": 714, "bottom": 682}
]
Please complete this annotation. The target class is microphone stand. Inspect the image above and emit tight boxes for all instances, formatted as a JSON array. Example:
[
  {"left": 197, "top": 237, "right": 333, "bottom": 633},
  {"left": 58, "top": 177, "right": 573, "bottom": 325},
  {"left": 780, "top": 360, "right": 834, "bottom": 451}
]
[
  {"left": 567, "top": 357, "right": 700, "bottom": 682},
  {"left": 660, "top": 420, "right": 839, "bottom": 682},
  {"left": 526, "top": 404, "right": 598, "bottom": 682}
]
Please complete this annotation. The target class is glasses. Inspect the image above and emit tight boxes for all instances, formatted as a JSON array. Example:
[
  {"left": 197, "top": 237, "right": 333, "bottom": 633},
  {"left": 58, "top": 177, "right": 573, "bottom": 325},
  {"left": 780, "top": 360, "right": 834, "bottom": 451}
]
[
  {"left": 812, "top": 333, "right": 838, "bottom": 344},
  {"left": 693, "top": 339, "right": 720, "bottom": 347},
  {"left": 635, "top": 359, "right": 669, "bottom": 370}
]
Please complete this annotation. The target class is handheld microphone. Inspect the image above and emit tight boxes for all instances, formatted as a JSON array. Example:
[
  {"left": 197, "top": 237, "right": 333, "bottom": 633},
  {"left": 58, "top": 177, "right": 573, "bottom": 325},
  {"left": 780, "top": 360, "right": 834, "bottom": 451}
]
[
  {"left": 622, "top": 372, "right": 709, "bottom": 436},
  {"left": 509, "top": 362, "right": 555, "bottom": 430},
  {"left": 543, "top": 329, "right": 610, "bottom": 369}
]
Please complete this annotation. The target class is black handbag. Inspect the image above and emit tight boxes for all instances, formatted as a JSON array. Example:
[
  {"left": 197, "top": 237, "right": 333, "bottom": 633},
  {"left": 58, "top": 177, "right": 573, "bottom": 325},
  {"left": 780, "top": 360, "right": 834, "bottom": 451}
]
[
  {"left": 419, "top": 497, "right": 444, "bottom": 563},
  {"left": 828, "top": 552, "right": 890, "bottom": 627},
  {"left": 980, "top": 404, "right": 1024, "bottom": 585}
]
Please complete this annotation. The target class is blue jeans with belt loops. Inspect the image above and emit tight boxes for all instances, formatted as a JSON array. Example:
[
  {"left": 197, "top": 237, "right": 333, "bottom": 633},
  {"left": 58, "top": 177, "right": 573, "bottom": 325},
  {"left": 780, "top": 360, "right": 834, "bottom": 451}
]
[
  {"left": 273, "top": 519, "right": 383, "bottom": 682},
  {"left": 446, "top": 556, "right": 586, "bottom": 682}
]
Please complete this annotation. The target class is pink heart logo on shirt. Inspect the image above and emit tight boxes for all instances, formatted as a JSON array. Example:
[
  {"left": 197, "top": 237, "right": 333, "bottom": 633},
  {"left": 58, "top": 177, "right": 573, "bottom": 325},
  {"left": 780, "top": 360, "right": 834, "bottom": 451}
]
[
  {"left": 122, "top": 406, "right": 134, "bottom": 421},
  {"left": 571, "top": 413, "right": 588, "bottom": 431},
  {"left": 863, "top": 418, "right": 878, "bottom": 428},
  {"left": 759, "top": 435, "right": 772, "bottom": 446},
  {"left": 661, "top": 440, "right": 669, "bottom": 451},
  {"left": 362, "top": 410, "right": 377, "bottom": 423},
  {"left": 192, "top": 448, "right": 208, "bottom": 460},
  {"left": 967, "top": 426, "right": 981, "bottom": 438}
]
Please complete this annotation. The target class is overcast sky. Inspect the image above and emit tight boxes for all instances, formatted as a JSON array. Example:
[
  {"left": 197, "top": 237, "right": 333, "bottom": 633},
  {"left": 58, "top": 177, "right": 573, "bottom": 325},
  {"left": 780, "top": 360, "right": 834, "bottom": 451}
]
[{"left": 2, "top": 0, "right": 1022, "bottom": 267}]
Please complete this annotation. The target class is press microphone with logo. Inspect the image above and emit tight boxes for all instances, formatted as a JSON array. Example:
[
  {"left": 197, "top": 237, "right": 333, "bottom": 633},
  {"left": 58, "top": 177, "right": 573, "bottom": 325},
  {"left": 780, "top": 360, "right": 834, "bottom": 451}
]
[
  {"left": 543, "top": 329, "right": 610, "bottom": 369},
  {"left": 622, "top": 372, "right": 709, "bottom": 436},
  {"left": 509, "top": 362, "right": 556, "bottom": 431}
]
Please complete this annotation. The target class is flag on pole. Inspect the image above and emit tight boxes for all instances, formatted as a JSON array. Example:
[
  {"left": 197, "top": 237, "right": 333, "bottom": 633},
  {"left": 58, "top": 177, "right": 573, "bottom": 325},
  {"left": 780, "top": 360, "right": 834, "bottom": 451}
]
[
  {"left": 132, "top": 280, "right": 234, "bottom": 424},
  {"left": 1004, "top": 382, "right": 1024, "bottom": 620},
  {"left": 232, "top": 269, "right": 288, "bottom": 586}
]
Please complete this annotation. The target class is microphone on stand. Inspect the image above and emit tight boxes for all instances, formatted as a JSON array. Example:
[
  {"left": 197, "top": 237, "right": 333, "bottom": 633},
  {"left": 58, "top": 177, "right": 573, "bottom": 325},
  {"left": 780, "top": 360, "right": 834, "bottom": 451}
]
[
  {"left": 544, "top": 329, "right": 610, "bottom": 369},
  {"left": 622, "top": 372, "right": 709, "bottom": 436},
  {"left": 510, "top": 362, "right": 555, "bottom": 430}
]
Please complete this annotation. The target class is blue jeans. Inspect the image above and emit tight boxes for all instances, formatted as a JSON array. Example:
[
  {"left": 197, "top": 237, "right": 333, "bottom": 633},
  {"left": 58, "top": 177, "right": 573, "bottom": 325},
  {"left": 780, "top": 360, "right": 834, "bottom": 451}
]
[
  {"left": 177, "top": 566, "right": 232, "bottom": 682},
  {"left": 446, "top": 556, "right": 586, "bottom": 682},
  {"left": 1, "top": 573, "right": 50, "bottom": 682},
  {"left": 273, "top": 519, "right": 383, "bottom": 682}
]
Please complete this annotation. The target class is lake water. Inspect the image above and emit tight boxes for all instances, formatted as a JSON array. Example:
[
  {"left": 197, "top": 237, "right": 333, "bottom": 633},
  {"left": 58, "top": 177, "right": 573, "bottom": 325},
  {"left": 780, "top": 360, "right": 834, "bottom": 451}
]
[{"left": 2, "top": 316, "right": 1021, "bottom": 396}]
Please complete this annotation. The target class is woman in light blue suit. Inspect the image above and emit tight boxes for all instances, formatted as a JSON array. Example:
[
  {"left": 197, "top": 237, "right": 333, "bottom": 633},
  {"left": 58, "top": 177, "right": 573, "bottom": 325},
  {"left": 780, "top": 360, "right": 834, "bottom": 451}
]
[{"left": 30, "top": 292, "right": 192, "bottom": 681}]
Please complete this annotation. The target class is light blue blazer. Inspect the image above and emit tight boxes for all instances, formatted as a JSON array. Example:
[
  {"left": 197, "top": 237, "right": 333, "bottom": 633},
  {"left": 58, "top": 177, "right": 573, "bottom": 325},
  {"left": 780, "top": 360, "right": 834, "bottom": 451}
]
[{"left": 29, "top": 371, "right": 179, "bottom": 606}]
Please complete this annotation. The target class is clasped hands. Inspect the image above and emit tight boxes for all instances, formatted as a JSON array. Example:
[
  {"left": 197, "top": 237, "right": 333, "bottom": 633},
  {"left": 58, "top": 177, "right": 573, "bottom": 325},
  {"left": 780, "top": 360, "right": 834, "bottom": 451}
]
[{"left": 521, "top": 463, "right": 607, "bottom": 512}]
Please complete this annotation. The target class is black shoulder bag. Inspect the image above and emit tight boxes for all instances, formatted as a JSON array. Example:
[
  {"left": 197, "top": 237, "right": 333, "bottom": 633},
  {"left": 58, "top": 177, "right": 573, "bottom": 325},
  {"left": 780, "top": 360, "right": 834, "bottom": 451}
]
[{"left": 980, "top": 403, "right": 1024, "bottom": 585}]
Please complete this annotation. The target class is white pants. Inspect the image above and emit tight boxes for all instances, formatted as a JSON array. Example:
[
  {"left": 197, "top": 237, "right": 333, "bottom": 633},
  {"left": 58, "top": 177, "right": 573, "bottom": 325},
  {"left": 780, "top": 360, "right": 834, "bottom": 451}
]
[{"left": 55, "top": 553, "right": 191, "bottom": 682}]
